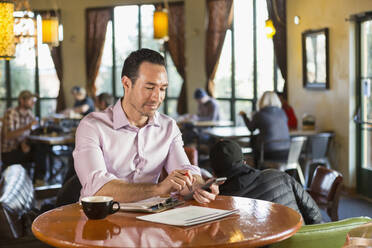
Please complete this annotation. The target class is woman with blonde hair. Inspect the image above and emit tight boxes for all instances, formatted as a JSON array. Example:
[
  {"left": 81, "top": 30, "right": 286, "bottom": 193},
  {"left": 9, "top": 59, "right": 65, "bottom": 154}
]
[{"left": 239, "top": 91, "right": 290, "bottom": 166}]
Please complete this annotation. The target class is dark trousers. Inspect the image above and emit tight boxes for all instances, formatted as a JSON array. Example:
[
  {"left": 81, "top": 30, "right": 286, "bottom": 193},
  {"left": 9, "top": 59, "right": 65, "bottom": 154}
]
[{"left": 1, "top": 145, "right": 47, "bottom": 181}]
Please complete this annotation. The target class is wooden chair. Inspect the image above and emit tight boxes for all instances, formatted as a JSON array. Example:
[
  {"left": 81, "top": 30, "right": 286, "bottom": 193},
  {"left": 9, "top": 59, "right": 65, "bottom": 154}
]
[
  {"left": 184, "top": 146, "right": 198, "bottom": 165},
  {"left": 307, "top": 165, "right": 343, "bottom": 221}
]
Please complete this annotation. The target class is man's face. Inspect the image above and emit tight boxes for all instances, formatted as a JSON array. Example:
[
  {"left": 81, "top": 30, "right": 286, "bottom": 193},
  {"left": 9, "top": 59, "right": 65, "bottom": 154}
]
[
  {"left": 20, "top": 97, "right": 36, "bottom": 110},
  {"left": 122, "top": 62, "right": 168, "bottom": 118}
]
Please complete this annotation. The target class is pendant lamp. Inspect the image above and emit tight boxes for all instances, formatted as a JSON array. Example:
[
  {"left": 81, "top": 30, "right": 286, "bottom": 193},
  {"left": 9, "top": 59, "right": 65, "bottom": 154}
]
[
  {"left": 153, "top": 6, "right": 168, "bottom": 40},
  {"left": 0, "top": 0, "right": 15, "bottom": 60},
  {"left": 42, "top": 15, "right": 59, "bottom": 47}
]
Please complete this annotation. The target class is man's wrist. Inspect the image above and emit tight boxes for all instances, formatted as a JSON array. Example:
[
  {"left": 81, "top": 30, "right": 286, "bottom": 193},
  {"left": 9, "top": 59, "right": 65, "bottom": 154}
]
[{"left": 154, "top": 183, "right": 166, "bottom": 196}]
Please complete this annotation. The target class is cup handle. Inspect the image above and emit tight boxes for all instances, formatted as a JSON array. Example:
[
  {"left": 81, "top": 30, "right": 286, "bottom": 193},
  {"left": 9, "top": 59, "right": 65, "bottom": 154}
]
[{"left": 110, "top": 201, "right": 120, "bottom": 214}]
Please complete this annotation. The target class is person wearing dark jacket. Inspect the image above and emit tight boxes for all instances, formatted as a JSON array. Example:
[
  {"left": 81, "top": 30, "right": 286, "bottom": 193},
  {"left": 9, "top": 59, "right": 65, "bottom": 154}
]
[{"left": 209, "top": 139, "right": 322, "bottom": 225}]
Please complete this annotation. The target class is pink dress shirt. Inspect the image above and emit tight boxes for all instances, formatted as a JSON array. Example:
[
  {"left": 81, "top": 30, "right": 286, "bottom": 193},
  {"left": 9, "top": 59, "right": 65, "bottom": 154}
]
[{"left": 73, "top": 100, "right": 200, "bottom": 198}]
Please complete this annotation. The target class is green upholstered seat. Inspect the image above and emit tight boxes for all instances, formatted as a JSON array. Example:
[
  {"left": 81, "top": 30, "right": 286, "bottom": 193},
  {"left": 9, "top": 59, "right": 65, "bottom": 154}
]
[{"left": 271, "top": 217, "right": 372, "bottom": 248}]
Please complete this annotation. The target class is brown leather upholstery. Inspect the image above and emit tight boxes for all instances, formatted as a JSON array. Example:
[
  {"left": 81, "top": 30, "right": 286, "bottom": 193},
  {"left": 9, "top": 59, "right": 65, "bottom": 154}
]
[
  {"left": 307, "top": 165, "right": 343, "bottom": 221},
  {"left": 184, "top": 146, "right": 198, "bottom": 165}
]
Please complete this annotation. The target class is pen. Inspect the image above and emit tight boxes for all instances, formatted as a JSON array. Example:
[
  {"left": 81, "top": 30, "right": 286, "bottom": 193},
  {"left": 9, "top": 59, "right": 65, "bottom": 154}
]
[{"left": 184, "top": 171, "right": 193, "bottom": 192}]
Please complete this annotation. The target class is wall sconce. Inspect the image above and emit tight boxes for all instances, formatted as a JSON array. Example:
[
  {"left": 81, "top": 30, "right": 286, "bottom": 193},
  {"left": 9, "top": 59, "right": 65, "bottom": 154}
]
[
  {"left": 42, "top": 15, "right": 59, "bottom": 47},
  {"left": 153, "top": 5, "right": 168, "bottom": 40},
  {"left": 0, "top": 0, "right": 15, "bottom": 60},
  {"left": 265, "top": 19, "right": 276, "bottom": 39}
]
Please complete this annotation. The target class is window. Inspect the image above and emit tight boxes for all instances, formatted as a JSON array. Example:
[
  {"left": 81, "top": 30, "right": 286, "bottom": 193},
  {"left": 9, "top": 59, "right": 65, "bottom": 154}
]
[
  {"left": 214, "top": 0, "right": 284, "bottom": 126},
  {"left": 0, "top": 12, "right": 60, "bottom": 118},
  {"left": 96, "top": 4, "right": 182, "bottom": 118}
]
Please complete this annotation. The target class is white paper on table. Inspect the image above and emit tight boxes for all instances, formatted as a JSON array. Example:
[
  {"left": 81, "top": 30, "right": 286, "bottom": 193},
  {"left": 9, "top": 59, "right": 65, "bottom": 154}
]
[{"left": 136, "top": 206, "right": 238, "bottom": 226}]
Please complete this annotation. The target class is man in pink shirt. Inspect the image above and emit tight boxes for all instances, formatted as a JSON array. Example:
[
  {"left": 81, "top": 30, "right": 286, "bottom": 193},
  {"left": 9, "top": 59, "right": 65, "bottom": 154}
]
[{"left": 73, "top": 49, "right": 219, "bottom": 203}]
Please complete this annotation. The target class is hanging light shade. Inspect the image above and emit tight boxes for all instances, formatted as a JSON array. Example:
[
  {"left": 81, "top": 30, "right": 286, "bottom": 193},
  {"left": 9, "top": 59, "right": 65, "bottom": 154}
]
[
  {"left": 265, "top": 19, "right": 276, "bottom": 39},
  {"left": 153, "top": 8, "right": 168, "bottom": 40},
  {"left": 42, "top": 16, "right": 59, "bottom": 47},
  {"left": 0, "top": 0, "right": 15, "bottom": 60}
]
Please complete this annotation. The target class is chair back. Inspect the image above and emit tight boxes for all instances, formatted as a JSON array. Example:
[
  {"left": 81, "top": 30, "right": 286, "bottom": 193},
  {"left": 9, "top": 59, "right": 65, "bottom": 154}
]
[
  {"left": 309, "top": 165, "right": 343, "bottom": 202},
  {"left": 55, "top": 175, "right": 82, "bottom": 207},
  {"left": 288, "top": 136, "right": 307, "bottom": 164},
  {"left": 306, "top": 132, "right": 334, "bottom": 159},
  {"left": 184, "top": 146, "right": 198, "bottom": 165}
]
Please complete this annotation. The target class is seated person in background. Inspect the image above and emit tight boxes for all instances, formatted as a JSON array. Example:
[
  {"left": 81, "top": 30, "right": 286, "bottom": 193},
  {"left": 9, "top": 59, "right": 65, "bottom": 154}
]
[
  {"left": 71, "top": 86, "right": 95, "bottom": 116},
  {"left": 239, "top": 91, "right": 290, "bottom": 166},
  {"left": 193, "top": 88, "right": 220, "bottom": 121},
  {"left": 209, "top": 139, "right": 322, "bottom": 225},
  {"left": 96, "top": 92, "right": 114, "bottom": 111},
  {"left": 180, "top": 88, "right": 220, "bottom": 146},
  {"left": 1, "top": 90, "right": 46, "bottom": 185},
  {"left": 73, "top": 48, "right": 219, "bottom": 203},
  {"left": 277, "top": 92, "right": 298, "bottom": 130}
]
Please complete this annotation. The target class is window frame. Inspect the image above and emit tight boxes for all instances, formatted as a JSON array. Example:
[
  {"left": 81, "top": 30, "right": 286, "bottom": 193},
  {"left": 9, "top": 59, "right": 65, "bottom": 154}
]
[
  {"left": 98, "top": 4, "right": 180, "bottom": 116},
  {"left": 215, "top": 0, "right": 282, "bottom": 125},
  {"left": 0, "top": 11, "right": 60, "bottom": 118}
]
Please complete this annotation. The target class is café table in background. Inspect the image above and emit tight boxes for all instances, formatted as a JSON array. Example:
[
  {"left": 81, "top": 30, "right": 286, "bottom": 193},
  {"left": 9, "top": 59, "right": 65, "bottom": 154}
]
[
  {"left": 177, "top": 120, "right": 234, "bottom": 128},
  {"left": 32, "top": 195, "right": 303, "bottom": 248},
  {"left": 203, "top": 126, "right": 252, "bottom": 140},
  {"left": 28, "top": 133, "right": 75, "bottom": 184}
]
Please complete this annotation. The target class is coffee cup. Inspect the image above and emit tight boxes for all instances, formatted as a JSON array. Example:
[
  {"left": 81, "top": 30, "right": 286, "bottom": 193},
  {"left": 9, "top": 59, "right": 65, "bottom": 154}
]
[{"left": 81, "top": 196, "right": 120, "bottom": 220}]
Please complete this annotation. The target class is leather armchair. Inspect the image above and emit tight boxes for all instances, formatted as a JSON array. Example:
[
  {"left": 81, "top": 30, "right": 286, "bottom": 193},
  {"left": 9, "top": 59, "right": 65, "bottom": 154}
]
[
  {"left": 270, "top": 216, "right": 371, "bottom": 248},
  {"left": 307, "top": 165, "right": 343, "bottom": 221}
]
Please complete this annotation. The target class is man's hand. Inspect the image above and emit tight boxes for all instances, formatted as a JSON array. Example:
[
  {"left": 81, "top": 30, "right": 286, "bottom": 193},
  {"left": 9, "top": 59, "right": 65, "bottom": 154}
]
[
  {"left": 29, "top": 119, "right": 39, "bottom": 131},
  {"left": 20, "top": 140, "right": 31, "bottom": 153},
  {"left": 157, "top": 169, "right": 194, "bottom": 195},
  {"left": 193, "top": 182, "right": 219, "bottom": 204}
]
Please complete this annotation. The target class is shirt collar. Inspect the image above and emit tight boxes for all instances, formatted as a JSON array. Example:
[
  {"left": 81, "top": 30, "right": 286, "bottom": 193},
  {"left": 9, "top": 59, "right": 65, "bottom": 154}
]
[{"left": 112, "top": 99, "right": 160, "bottom": 129}]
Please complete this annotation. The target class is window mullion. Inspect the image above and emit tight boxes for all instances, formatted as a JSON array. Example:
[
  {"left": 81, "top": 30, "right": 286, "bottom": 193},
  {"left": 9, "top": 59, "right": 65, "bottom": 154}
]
[
  {"left": 35, "top": 37, "right": 40, "bottom": 117},
  {"left": 5, "top": 61, "right": 11, "bottom": 108},
  {"left": 163, "top": 49, "right": 169, "bottom": 115},
  {"left": 231, "top": 23, "right": 236, "bottom": 124},
  {"left": 111, "top": 11, "right": 116, "bottom": 98},
  {"left": 138, "top": 5, "right": 142, "bottom": 49},
  {"left": 253, "top": 0, "right": 257, "bottom": 111}
]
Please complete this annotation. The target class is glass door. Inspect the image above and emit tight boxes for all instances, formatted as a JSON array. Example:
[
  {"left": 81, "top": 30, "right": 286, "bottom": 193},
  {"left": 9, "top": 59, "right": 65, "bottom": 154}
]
[{"left": 357, "top": 19, "right": 372, "bottom": 198}]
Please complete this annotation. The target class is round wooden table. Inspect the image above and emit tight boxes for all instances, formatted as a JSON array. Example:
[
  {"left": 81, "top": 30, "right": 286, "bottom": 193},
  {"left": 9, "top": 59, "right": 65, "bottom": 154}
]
[{"left": 32, "top": 195, "right": 303, "bottom": 248}]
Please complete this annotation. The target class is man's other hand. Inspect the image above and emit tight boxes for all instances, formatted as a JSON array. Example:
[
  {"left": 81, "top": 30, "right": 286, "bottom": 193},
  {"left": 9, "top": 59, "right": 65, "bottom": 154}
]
[
  {"left": 193, "top": 183, "right": 219, "bottom": 204},
  {"left": 157, "top": 169, "right": 193, "bottom": 195}
]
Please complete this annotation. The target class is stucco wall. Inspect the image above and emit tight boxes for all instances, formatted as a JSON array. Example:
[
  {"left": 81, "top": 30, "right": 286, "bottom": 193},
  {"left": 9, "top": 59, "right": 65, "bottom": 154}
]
[{"left": 287, "top": 0, "right": 372, "bottom": 187}]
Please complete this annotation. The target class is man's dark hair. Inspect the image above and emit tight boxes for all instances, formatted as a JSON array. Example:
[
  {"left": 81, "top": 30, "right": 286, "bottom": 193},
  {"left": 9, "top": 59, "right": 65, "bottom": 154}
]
[
  {"left": 121, "top": 48, "right": 165, "bottom": 84},
  {"left": 97, "top": 92, "right": 114, "bottom": 108}
]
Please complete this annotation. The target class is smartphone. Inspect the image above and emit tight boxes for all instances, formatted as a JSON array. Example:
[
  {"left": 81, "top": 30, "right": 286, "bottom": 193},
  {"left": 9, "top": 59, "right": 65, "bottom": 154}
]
[{"left": 183, "top": 177, "right": 227, "bottom": 201}]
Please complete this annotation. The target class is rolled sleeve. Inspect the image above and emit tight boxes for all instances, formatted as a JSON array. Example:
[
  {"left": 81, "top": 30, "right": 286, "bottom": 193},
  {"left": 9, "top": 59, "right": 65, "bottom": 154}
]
[
  {"left": 73, "top": 119, "right": 117, "bottom": 198},
  {"left": 164, "top": 131, "right": 201, "bottom": 176}
]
